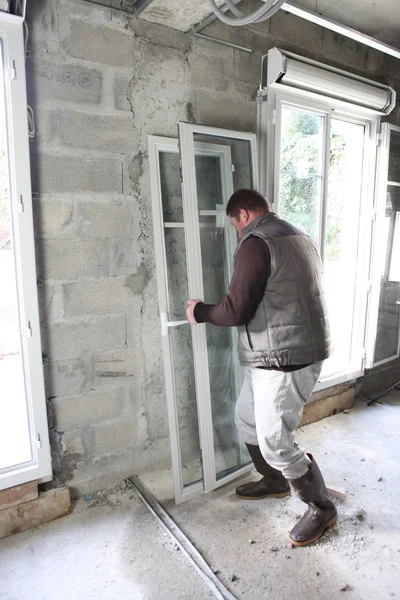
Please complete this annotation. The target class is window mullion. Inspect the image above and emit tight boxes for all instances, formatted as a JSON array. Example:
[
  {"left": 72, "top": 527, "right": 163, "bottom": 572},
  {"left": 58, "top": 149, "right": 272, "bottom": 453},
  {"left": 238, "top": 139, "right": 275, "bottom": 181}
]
[{"left": 319, "top": 112, "right": 331, "bottom": 263}]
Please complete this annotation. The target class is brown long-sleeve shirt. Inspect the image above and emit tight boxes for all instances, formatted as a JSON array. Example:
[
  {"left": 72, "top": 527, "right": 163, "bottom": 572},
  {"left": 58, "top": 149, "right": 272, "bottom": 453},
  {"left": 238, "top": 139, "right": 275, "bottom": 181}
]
[
  {"left": 193, "top": 235, "right": 310, "bottom": 372},
  {"left": 194, "top": 237, "right": 270, "bottom": 326}
]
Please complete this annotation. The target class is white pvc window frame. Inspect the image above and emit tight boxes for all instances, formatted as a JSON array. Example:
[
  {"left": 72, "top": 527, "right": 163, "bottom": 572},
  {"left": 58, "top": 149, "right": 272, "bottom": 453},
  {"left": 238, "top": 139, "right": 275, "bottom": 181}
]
[
  {"left": 149, "top": 136, "right": 202, "bottom": 504},
  {"left": 178, "top": 123, "right": 258, "bottom": 494},
  {"left": 261, "top": 86, "right": 379, "bottom": 391},
  {"left": 149, "top": 130, "right": 256, "bottom": 503},
  {"left": 365, "top": 123, "right": 400, "bottom": 368},
  {"left": 0, "top": 15, "right": 51, "bottom": 489}
]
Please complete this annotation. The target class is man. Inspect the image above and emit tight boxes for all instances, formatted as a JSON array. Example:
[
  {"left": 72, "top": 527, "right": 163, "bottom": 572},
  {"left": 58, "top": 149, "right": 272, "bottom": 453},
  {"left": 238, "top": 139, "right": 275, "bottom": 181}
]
[{"left": 186, "top": 189, "right": 337, "bottom": 547}]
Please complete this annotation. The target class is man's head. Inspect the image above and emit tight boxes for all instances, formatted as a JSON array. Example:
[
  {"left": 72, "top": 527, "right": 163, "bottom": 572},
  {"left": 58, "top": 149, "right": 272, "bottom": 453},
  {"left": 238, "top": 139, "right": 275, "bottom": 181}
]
[{"left": 226, "top": 189, "right": 271, "bottom": 238}]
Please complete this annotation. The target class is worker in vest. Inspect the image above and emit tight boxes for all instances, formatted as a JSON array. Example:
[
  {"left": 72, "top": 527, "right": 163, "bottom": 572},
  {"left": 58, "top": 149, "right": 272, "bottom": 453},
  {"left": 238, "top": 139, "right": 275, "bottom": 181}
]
[{"left": 186, "top": 189, "right": 337, "bottom": 547}]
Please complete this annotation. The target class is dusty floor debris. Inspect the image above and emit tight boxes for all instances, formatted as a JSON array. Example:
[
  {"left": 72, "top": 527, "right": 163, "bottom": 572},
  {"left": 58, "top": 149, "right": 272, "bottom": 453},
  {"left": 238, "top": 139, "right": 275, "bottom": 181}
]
[{"left": 143, "top": 396, "right": 400, "bottom": 599}]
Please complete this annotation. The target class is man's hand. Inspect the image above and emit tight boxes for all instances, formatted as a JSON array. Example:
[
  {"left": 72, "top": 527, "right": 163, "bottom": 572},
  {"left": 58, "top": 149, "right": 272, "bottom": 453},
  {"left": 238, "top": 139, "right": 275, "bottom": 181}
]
[{"left": 187, "top": 299, "right": 201, "bottom": 325}]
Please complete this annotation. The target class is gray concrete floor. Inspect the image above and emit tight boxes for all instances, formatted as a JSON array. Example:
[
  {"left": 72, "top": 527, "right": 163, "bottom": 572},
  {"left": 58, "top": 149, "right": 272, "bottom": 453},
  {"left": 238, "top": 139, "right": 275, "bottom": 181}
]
[
  {"left": 0, "top": 483, "right": 214, "bottom": 600},
  {"left": 1, "top": 394, "right": 399, "bottom": 600}
]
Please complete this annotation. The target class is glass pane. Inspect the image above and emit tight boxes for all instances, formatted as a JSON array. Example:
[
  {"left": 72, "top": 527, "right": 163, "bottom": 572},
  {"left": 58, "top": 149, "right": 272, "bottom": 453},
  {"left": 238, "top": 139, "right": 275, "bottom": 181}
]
[
  {"left": 170, "top": 326, "right": 202, "bottom": 488},
  {"left": 279, "top": 174, "right": 319, "bottom": 240},
  {"left": 374, "top": 280, "right": 400, "bottom": 363},
  {"left": 389, "top": 212, "right": 400, "bottom": 282},
  {"left": 321, "top": 119, "right": 365, "bottom": 378},
  {"left": 193, "top": 134, "right": 253, "bottom": 195},
  {"left": 163, "top": 220, "right": 202, "bottom": 488},
  {"left": 193, "top": 132, "right": 250, "bottom": 480},
  {"left": 195, "top": 154, "right": 223, "bottom": 211},
  {"left": 278, "top": 107, "right": 324, "bottom": 241},
  {"left": 160, "top": 150, "right": 183, "bottom": 222},
  {"left": 164, "top": 227, "right": 188, "bottom": 321},
  {"left": 388, "top": 130, "right": 400, "bottom": 182},
  {"left": 373, "top": 128, "right": 400, "bottom": 364},
  {"left": 0, "top": 42, "right": 32, "bottom": 470},
  {"left": 200, "top": 227, "right": 245, "bottom": 480},
  {"left": 280, "top": 107, "right": 324, "bottom": 176}
]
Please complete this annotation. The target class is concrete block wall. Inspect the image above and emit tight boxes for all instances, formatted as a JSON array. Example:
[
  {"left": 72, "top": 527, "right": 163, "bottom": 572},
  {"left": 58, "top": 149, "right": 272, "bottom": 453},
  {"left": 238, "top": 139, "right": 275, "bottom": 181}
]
[
  {"left": 27, "top": 0, "right": 400, "bottom": 497},
  {"left": 28, "top": 0, "right": 261, "bottom": 497}
]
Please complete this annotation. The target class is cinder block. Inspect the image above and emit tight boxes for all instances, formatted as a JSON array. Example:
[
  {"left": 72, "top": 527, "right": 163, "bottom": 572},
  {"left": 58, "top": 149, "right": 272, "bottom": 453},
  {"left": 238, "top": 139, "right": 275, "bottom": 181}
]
[
  {"left": 36, "top": 239, "right": 110, "bottom": 280},
  {"left": 58, "top": 111, "right": 136, "bottom": 155},
  {"left": 0, "top": 481, "right": 38, "bottom": 511},
  {"left": 144, "top": 380, "right": 169, "bottom": 442},
  {"left": 233, "top": 50, "right": 263, "bottom": 87},
  {"left": 190, "top": 45, "right": 232, "bottom": 92},
  {"left": 126, "top": 310, "right": 148, "bottom": 348},
  {"left": 93, "top": 417, "right": 138, "bottom": 454},
  {"left": 110, "top": 239, "right": 142, "bottom": 277},
  {"left": 195, "top": 89, "right": 256, "bottom": 132},
  {"left": 66, "top": 437, "right": 168, "bottom": 498},
  {"left": 270, "top": 10, "right": 323, "bottom": 54},
  {"left": 92, "top": 347, "right": 144, "bottom": 387},
  {"left": 33, "top": 109, "right": 59, "bottom": 145},
  {"left": 126, "top": 43, "right": 191, "bottom": 139},
  {"left": 75, "top": 200, "right": 137, "bottom": 238},
  {"left": 114, "top": 77, "right": 133, "bottom": 112},
  {"left": 229, "top": 26, "right": 274, "bottom": 56},
  {"left": 37, "top": 283, "right": 64, "bottom": 323},
  {"left": 30, "top": 153, "right": 122, "bottom": 194},
  {"left": 129, "top": 18, "right": 190, "bottom": 52},
  {"left": 62, "top": 431, "right": 85, "bottom": 458},
  {"left": 41, "top": 314, "right": 126, "bottom": 361},
  {"left": 299, "top": 388, "right": 355, "bottom": 427},
  {"left": 322, "top": 30, "right": 368, "bottom": 72},
  {"left": 234, "top": 80, "right": 257, "bottom": 98},
  {"left": 27, "top": 58, "right": 102, "bottom": 104},
  {"left": 44, "top": 358, "right": 90, "bottom": 398},
  {"left": 52, "top": 387, "right": 123, "bottom": 431},
  {"left": 60, "top": 19, "right": 136, "bottom": 66},
  {"left": 63, "top": 277, "right": 135, "bottom": 317},
  {"left": 0, "top": 488, "right": 71, "bottom": 540},
  {"left": 26, "top": 0, "right": 59, "bottom": 55},
  {"left": 33, "top": 197, "right": 74, "bottom": 239},
  {"left": 62, "top": 0, "right": 121, "bottom": 26}
]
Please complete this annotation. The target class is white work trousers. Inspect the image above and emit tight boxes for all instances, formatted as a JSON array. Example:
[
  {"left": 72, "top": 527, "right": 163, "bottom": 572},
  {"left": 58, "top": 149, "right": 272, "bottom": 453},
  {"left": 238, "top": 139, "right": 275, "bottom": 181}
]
[{"left": 235, "top": 363, "right": 323, "bottom": 480}]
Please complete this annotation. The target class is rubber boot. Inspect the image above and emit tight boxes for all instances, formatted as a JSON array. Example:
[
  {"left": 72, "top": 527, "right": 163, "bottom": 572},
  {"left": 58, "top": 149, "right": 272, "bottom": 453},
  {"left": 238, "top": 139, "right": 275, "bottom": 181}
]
[
  {"left": 288, "top": 454, "right": 337, "bottom": 546},
  {"left": 236, "top": 444, "right": 291, "bottom": 499}
]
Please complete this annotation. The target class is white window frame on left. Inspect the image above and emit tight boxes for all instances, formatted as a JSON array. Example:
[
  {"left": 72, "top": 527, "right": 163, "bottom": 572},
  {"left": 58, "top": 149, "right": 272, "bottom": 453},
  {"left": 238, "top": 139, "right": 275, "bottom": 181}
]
[{"left": 0, "top": 14, "right": 52, "bottom": 490}]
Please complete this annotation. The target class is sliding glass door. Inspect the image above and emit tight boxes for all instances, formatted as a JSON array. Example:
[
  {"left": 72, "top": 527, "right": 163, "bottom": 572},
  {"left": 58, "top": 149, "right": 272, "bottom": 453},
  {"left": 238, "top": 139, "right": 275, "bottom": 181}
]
[{"left": 149, "top": 126, "right": 258, "bottom": 503}]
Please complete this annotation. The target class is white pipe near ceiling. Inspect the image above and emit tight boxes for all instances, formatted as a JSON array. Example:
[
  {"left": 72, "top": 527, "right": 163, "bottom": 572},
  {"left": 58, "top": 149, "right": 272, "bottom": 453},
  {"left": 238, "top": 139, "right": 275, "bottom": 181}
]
[
  {"left": 200, "top": 0, "right": 400, "bottom": 60},
  {"left": 282, "top": 1, "right": 400, "bottom": 61}
]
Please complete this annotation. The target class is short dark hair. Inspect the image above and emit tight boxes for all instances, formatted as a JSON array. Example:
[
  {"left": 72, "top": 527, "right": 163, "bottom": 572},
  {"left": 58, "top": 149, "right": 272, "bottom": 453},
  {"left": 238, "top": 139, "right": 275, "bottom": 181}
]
[{"left": 226, "top": 189, "right": 271, "bottom": 218}]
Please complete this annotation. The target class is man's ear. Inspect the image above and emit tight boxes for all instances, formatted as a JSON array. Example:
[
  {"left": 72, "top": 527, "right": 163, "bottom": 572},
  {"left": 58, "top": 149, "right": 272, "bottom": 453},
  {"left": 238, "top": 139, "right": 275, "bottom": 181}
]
[{"left": 239, "top": 208, "right": 249, "bottom": 222}]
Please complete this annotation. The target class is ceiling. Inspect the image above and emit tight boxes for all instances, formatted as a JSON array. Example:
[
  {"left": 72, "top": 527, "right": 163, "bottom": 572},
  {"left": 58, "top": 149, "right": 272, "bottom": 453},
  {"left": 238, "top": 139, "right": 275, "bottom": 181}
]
[{"left": 136, "top": 0, "right": 400, "bottom": 46}]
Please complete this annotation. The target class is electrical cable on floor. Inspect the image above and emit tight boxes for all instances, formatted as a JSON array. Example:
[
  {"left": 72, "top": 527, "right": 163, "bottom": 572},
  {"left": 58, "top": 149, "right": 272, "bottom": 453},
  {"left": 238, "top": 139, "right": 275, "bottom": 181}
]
[{"left": 126, "top": 476, "right": 238, "bottom": 600}]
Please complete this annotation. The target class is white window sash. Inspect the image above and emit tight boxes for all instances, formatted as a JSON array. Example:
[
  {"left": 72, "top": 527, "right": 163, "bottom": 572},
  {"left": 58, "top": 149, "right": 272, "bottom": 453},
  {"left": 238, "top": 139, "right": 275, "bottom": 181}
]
[
  {"left": 262, "top": 86, "right": 379, "bottom": 390},
  {"left": 0, "top": 16, "right": 51, "bottom": 489}
]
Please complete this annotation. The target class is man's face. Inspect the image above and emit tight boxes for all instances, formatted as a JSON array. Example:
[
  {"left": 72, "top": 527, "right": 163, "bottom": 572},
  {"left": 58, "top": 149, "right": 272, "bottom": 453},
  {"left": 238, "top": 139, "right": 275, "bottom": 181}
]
[{"left": 229, "top": 210, "right": 251, "bottom": 238}]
